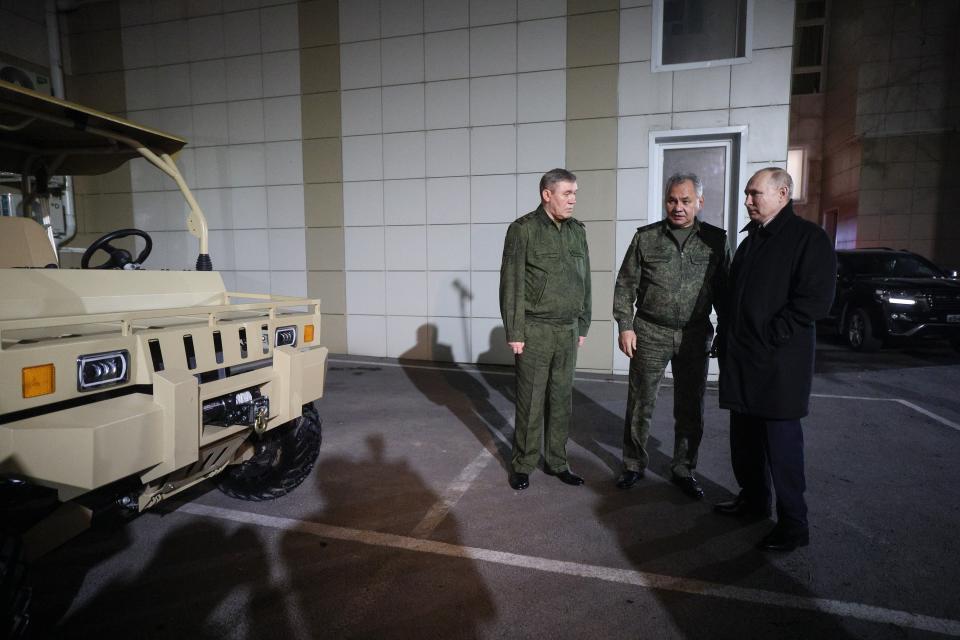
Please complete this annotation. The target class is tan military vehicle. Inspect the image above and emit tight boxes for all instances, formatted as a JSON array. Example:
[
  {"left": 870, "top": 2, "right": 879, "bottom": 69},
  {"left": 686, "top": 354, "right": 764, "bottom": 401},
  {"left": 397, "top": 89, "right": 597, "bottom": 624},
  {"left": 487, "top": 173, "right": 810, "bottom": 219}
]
[{"left": 0, "top": 80, "right": 328, "bottom": 623}]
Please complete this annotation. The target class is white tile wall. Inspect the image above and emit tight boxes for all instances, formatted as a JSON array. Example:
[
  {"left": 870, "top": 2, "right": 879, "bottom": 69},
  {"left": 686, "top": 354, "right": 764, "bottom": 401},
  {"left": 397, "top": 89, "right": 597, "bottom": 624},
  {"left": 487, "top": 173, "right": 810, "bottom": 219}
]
[
  {"left": 383, "top": 132, "right": 426, "bottom": 179},
  {"left": 470, "top": 75, "right": 517, "bottom": 126},
  {"left": 617, "top": 114, "right": 671, "bottom": 168},
  {"left": 341, "top": 41, "right": 382, "bottom": 90},
  {"left": 225, "top": 55, "right": 263, "bottom": 100},
  {"left": 188, "top": 14, "right": 225, "bottom": 60},
  {"left": 753, "top": 0, "right": 796, "bottom": 49},
  {"left": 347, "top": 315, "right": 387, "bottom": 357},
  {"left": 425, "top": 30, "right": 471, "bottom": 81},
  {"left": 619, "top": 7, "right": 651, "bottom": 63},
  {"left": 424, "top": 0, "right": 469, "bottom": 32},
  {"left": 344, "top": 181, "right": 385, "bottom": 226},
  {"left": 427, "top": 271, "right": 472, "bottom": 317},
  {"left": 470, "top": 222, "right": 510, "bottom": 269},
  {"left": 672, "top": 66, "right": 731, "bottom": 112},
  {"left": 193, "top": 103, "right": 229, "bottom": 145},
  {"left": 518, "top": 0, "right": 566, "bottom": 21},
  {"left": 471, "top": 317, "right": 510, "bottom": 363},
  {"left": 671, "top": 109, "right": 730, "bottom": 129},
  {"left": 385, "top": 272, "right": 429, "bottom": 316},
  {"left": 384, "top": 179, "right": 427, "bottom": 225},
  {"left": 517, "top": 70, "right": 565, "bottom": 122},
  {"left": 266, "top": 141, "right": 303, "bottom": 185},
  {"left": 228, "top": 100, "right": 266, "bottom": 144},
  {"left": 270, "top": 270, "right": 307, "bottom": 298},
  {"left": 469, "top": 24, "right": 517, "bottom": 76},
  {"left": 264, "top": 96, "right": 302, "bottom": 141},
  {"left": 427, "top": 177, "right": 471, "bottom": 224},
  {"left": 730, "top": 105, "right": 790, "bottom": 163},
  {"left": 230, "top": 186, "right": 268, "bottom": 228},
  {"left": 340, "top": 0, "right": 380, "bottom": 42},
  {"left": 386, "top": 315, "right": 430, "bottom": 358},
  {"left": 469, "top": 271, "right": 502, "bottom": 318},
  {"left": 518, "top": 18, "right": 566, "bottom": 72},
  {"left": 261, "top": 51, "right": 300, "bottom": 97},
  {"left": 426, "top": 128, "right": 471, "bottom": 177},
  {"left": 382, "top": 0, "right": 424, "bottom": 37},
  {"left": 619, "top": 62, "right": 673, "bottom": 115},
  {"left": 345, "top": 226, "right": 386, "bottom": 270},
  {"left": 122, "top": 24, "right": 156, "bottom": 68},
  {"left": 385, "top": 226, "right": 428, "bottom": 270},
  {"left": 616, "top": 168, "right": 649, "bottom": 221},
  {"left": 428, "top": 224, "right": 471, "bottom": 270},
  {"left": 730, "top": 48, "right": 791, "bottom": 108},
  {"left": 234, "top": 229, "right": 271, "bottom": 269},
  {"left": 223, "top": 10, "right": 260, "bottom": 56},
  {"left": 227, "top": 145, "right": 267, "bottom": 186},
  {"left": 343, "top": 135, "right": 385, "bottom": 181},
  {"left": 383, "top": 84, "right": 426, "bottom": 132},
  {"left": 268, "top": 228, "right": 306, "bottom": 270},
  {"left": 471, "top": 174, "right": 517, "bottom": 223},
  {"left": 261, "top": 3, "right": 298, "bottom": 52},
  {"left": 517, "top": 121, "right": 565, "bottom": 173},
  {"left": 342, "top": 88, "right": 384, "bottom": 136},
  {"left": 471, "top": 0, "right": 517, "bottom": 26},
  {"left": 156, "top": 22, "right": 190, "bottom": 65},
  {"left": 381, "top": 35, "right": 425, "bottom": 85},
  {"left": 267, "top": 185, "right": 305, "bottom": 228},
  {"left": 346, "top": 271, "right": 387, "bottom": 314},
  {"left": 470, "top": 125, "right": 517, "bottom": 174},
  {"left": 426, "top": 80, "right": 470, "bottom": 129},
  {"left": 430, "top": 316, "right": 472, "bottom": 361}
]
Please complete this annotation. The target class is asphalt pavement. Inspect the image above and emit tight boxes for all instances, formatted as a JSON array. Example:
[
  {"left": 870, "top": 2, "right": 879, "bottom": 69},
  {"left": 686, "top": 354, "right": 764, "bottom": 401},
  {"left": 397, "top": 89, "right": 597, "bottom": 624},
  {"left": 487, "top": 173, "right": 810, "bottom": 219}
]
[{"left": 25, "top": 336, "right": 960, "bottom": 639}]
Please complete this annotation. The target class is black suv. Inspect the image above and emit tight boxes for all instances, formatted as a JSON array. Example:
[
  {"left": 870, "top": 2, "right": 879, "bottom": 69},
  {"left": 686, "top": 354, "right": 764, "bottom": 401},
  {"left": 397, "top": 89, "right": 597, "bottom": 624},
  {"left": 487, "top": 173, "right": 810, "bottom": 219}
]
[{"left": 828, "top": 249, "right": 960, "bottom": 351}]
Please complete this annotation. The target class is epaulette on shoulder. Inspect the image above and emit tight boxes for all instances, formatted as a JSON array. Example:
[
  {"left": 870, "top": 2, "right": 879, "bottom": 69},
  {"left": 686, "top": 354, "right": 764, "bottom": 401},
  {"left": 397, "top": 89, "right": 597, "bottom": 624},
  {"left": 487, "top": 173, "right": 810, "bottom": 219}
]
[
  {"left": 570, "top": 217, "right": 585, "bottom": 228},
  {"left": 698, "top": 220, "right": 727, "bottom": 237},
  {"left": 514, "top": 210, "right": 540, "bottom": 225},
  {"left": 636, "top": 220, "right": 662, "bottom": 233}
]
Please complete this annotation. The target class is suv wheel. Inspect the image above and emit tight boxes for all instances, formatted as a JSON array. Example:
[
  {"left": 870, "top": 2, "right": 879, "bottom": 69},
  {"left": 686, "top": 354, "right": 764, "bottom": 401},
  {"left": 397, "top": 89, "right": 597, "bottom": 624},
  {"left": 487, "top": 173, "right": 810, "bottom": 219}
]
[
  {"left": 217, "top": 404, "right": 321, "bottom": 501},
  {"left": 846, "top": 308, "right": 882, "bottom": 352}
]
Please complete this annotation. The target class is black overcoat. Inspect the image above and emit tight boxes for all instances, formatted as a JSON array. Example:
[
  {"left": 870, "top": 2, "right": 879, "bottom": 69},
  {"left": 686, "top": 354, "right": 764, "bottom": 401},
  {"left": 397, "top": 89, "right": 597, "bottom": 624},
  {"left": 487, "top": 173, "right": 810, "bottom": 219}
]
[{"left": 718, "top": 202, "right": 837, "bottom": 420}]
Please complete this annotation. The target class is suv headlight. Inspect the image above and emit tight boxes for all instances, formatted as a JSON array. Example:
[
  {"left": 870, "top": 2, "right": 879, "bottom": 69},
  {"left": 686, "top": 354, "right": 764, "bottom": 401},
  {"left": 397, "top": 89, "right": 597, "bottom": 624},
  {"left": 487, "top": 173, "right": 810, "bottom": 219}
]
[
  {"left": 77, "top": 350, "right": 129, "bottom": 391},
  {"left": 874, "top": 289, "right": 922, "bottom": 306},
  {"left": 275, "top": 325, "right": 297, "bottom": 347}
]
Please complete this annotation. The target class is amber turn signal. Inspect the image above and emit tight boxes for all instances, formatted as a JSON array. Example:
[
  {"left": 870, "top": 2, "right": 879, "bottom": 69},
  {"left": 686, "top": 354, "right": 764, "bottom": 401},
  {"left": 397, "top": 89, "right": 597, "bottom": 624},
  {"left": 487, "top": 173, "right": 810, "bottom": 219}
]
[
  {"left": 23, "top": 363, "right": 55, "bottom": 398},
  {"left": 303, "top": 324, "right": 315, "bottom": 343}
]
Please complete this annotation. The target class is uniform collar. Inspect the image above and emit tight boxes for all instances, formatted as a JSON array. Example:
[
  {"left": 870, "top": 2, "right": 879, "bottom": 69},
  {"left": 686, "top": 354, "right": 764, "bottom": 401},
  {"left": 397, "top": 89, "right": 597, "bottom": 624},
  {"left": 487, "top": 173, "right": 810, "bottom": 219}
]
[
  {"left": 660, "top": 216, "right": 701, "bottom": 235},
  {"left": 739, "top": 200, "right": 795, "bottom": 236},
  {"left": 537, "top": 204, "right": 566, "bottom": 228}
]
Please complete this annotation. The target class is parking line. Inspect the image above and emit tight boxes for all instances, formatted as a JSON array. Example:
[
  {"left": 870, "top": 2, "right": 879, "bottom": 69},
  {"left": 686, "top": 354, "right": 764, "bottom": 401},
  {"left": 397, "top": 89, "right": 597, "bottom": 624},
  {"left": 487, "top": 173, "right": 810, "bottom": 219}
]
[
  {"left": 179, "top": 502, "right": 960, "bottom": 637},
  {"left": 411, "top": 447, "right": 493, "bottom": 538}
]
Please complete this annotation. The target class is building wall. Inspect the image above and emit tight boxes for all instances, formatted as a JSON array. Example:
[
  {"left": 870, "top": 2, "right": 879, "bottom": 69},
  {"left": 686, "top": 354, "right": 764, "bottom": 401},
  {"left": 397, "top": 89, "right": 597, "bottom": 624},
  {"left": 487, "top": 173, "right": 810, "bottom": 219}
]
[{"left": 0, "top": 0, "right": 797, "bottom": 370}]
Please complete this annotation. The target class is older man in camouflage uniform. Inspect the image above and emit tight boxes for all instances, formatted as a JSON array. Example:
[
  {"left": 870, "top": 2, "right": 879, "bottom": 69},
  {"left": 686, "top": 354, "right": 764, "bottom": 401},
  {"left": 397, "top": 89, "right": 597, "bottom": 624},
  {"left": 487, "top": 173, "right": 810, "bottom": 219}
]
[
  {"left": 500, "top": 168, "right": 592, "bottom": 491},
  {"left": 613, "top": 173, "right": 730, "bottom": 498}
]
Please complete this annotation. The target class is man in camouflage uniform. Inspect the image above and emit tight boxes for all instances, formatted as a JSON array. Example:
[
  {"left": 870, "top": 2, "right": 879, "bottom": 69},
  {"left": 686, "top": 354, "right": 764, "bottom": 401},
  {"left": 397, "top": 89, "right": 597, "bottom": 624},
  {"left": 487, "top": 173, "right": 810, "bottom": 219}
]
[
  {"left": 499, "top": 168, "right": 592, "bottom": 491},
  {"left": 613, "top": 173, "right": 730, "bottom": 498}
]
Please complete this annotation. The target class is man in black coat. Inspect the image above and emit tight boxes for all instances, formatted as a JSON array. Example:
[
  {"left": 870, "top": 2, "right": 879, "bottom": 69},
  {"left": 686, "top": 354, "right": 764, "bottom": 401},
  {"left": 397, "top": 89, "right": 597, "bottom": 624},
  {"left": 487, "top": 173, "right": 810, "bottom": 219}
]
[{"left": 715, "top": 167, "right": 836, "bottom": 552}]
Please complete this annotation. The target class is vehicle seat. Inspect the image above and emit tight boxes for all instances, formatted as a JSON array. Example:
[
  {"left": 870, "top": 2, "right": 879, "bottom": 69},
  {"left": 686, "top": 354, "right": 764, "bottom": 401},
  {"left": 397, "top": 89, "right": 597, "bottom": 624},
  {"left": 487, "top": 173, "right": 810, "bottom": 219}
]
[{"left": 0, "top": 217, "right": 59, "bottom": 268}]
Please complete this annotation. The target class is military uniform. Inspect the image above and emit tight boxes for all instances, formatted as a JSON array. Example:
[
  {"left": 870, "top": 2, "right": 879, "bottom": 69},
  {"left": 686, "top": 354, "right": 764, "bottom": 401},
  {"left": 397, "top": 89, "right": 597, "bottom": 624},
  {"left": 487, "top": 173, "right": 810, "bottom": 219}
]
[
  {"left": 613, "top": 218, "right": 729, "bottom": 477},
  {"left": 500, "top": 205, "right": 591, "bottom": 474}
]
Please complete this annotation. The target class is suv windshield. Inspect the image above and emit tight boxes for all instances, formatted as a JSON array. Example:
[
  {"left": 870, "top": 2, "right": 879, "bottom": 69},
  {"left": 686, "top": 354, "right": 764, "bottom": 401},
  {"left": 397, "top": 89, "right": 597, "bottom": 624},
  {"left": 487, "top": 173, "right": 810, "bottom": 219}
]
[{"left": 844, "top": 253, "right": 944, "bottom": 278}]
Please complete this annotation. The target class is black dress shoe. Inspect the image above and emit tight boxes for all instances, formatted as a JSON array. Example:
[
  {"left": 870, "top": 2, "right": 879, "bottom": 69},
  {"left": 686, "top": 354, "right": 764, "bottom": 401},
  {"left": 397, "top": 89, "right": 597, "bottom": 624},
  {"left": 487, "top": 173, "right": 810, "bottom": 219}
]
[
  {"left": 616, "top": 470, "right": 643, "bottom": 489},
  {"left": 756, "top": 527, "right": 809, "bottom": 552},
  {"left": 713, "top": 496, "right": 771, "bottom": 517},
  {"left": 548, "top": 469, "right": 584, "bottom": 486},
  {"left": 671, "top": 474, "right": 704, "bottom": 499},
  {"left": 509, "top": 472, "right": 529, "bottom": 490}
]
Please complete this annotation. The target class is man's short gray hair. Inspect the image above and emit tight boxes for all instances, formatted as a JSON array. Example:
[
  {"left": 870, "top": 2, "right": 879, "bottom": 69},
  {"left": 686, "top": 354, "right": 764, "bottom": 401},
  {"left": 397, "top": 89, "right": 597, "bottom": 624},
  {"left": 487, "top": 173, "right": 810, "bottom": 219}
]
[
  {"left": 540, "top": 168, "right": 577, "bottom": 198},
  {"left": 664, "top": 173, "right": 703, "bottom": 199},
  {"left": 758, "top": 166, "right": 794, "bottom": 199}
]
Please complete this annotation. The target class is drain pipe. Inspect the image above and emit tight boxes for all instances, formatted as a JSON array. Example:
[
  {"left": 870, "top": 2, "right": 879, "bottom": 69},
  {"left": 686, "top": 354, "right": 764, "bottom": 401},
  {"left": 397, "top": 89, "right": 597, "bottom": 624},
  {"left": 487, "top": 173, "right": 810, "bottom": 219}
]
[{"left": 45, "top": 0, "right": 77, "bottom": 249}]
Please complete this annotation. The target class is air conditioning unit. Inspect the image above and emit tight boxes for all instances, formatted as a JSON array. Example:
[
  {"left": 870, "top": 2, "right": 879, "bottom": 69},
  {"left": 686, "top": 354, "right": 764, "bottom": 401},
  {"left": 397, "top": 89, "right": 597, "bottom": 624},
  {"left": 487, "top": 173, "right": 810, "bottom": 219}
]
[{"left": 0, "top": 62, "right": 52, "bottom": 95}]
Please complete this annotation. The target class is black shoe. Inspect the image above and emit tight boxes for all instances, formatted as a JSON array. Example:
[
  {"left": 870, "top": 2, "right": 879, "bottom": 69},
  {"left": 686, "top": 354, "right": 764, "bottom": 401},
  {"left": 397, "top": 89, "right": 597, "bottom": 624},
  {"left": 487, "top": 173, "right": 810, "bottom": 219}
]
[
  {"left": 671, "top": 474, "right": 704, "bottom": 499},
  {"left": 547, "top": 469, "right": 584, "bottom": 486},
  {"left": 509, "top": 472, "right": 529, "bottom": 491},
  {"left": 616, "top": 470, "right": 643, "bottom": 490},
  {"left": 713, "top": 496, "right": 771, "bottom": 518},
  {"left": 756, "top": 527, "right": 809, "bottom": 552}
]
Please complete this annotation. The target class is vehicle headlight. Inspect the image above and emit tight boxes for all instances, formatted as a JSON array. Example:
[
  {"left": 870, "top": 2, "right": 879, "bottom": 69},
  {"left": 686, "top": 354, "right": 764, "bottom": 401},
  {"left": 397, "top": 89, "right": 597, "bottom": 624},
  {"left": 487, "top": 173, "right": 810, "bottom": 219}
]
[
  {"left": 77, "top": 350, "right": 129, "bottom": 391},
  {"left": 874, "top": 289, "right": 919, "bottom": 306},
  {"left": 275, "top": 325, "right": 297, "bottom": 347}
]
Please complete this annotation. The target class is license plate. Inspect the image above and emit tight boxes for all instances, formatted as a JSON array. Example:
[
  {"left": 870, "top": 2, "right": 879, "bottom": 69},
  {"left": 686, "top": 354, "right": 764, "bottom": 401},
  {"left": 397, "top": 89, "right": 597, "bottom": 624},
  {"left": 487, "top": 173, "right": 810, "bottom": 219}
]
[{"left": 948, "top": 315, "right": 960, "bottom": 323}]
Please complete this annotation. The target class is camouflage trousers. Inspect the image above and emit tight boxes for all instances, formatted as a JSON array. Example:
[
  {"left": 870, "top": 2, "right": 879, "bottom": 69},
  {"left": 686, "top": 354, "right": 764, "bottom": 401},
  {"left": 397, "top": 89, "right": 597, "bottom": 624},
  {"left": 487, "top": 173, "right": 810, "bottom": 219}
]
[
  {"left": 623, "top": 317, "right": 713, "bottom": 478},
  {"left": 512, "top": 322, "right": 579, "bottom": 474}
]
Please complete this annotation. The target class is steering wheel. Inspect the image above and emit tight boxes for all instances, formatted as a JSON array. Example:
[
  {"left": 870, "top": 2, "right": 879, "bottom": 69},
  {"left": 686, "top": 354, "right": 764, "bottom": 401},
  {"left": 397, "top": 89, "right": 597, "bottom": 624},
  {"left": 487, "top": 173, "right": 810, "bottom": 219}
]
[{"left": 81, "top": 228, "right": 153, "bottom": 269}]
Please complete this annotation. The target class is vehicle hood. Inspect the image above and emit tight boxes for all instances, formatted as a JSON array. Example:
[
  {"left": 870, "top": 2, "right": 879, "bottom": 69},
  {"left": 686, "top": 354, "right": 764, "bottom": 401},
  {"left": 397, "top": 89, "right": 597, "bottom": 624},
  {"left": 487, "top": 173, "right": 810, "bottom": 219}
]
[{"left": 856, "top": 276, "right": 960, "bottom": 292}]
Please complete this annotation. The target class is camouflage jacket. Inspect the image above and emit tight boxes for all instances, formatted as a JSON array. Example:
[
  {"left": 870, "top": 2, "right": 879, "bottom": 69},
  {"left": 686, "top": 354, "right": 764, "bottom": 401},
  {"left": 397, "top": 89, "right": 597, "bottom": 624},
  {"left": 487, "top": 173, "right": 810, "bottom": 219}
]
[
  {"left": 613, "top": 218, "right": 730, "bottom": 332},
  {"left": 499, "top": 206, "right": 592, "bottom": 342}
]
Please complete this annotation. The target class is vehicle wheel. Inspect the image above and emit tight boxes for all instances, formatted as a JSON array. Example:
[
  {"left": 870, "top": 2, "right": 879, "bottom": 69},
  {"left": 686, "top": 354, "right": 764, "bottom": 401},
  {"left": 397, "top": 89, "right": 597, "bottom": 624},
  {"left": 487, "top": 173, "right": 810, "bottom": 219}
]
[
  {"left": 846, "top": 308, "right": 882, "bottom": 352},
  {"left": 216, "top": 404, "right": 321, "bottom": 501},
  {"left": 0, "top": 535, "right": 31, "bottom": 640}
]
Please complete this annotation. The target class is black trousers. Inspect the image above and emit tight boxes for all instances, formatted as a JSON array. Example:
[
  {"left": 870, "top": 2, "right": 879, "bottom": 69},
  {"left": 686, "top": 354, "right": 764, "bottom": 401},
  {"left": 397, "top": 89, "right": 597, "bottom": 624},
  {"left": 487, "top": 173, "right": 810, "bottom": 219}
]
[{"left": 729, "top": 411, "right": 808, "bottom": 531}]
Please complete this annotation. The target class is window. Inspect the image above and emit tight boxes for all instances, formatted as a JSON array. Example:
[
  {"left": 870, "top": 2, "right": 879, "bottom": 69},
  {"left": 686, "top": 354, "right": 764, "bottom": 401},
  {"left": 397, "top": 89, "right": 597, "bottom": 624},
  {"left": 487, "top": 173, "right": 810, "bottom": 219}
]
[
  {"left": 652, "top": 0, "right": 753, "bottom": 71},
  {"left": 787, "top": 147, "right": 806, "bottom": 203},
  {"left": 792, "top": 0, "right": 829, "bottom": 94}
]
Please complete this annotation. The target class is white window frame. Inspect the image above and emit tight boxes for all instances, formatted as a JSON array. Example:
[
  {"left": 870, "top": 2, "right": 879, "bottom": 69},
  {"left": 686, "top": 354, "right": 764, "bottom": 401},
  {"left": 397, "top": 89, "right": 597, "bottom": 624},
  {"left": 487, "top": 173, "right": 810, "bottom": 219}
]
[
  {"left": 787, "top": 147, "right": 808, "bottom": 203},
  {"left": 651, "top": 0, "right": 755, "bottom": 72},
  {"left": 648, "top": 125, "right": 749, "bottom": 249}
]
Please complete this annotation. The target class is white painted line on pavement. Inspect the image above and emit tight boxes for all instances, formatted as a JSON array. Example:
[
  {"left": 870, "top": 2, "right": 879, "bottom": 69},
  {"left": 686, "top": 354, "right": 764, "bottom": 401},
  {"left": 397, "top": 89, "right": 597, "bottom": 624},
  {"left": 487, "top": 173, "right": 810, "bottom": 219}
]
[
  {"left": 411, "top": 447, "right": 494, "bottom": 538},
  {"left": 329, "top": 358, "right": 960, "bottom": 433},
  {"left": 179, "top": 502, "right": 960, "bottom": 637}
]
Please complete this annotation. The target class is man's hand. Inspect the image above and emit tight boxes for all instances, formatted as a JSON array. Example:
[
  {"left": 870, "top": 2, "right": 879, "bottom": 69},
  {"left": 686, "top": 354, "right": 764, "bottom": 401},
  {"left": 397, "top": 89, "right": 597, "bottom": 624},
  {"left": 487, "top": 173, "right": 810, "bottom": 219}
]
[
  {"left": 618, "top": 330, "right": 637, "bottom": 358},
  {"left": 508, "top": 341, "right": 524, "bottom": 355},
  {"left": 578, "top": 336, "right": 586, "bottom": 348}
]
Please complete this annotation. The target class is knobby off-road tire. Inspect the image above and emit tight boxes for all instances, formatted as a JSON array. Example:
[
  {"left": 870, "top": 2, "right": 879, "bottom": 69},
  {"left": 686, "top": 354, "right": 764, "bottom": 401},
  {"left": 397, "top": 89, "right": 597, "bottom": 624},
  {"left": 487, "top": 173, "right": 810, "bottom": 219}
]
[
  {"left": 0, "top": 535, "right": 30, "bottom": 640},
  {"left": 216, "top": 404, "right": 321, "bottom": 501}
]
